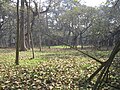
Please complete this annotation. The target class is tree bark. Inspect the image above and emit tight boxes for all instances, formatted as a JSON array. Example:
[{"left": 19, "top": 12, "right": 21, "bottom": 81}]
[
  {"left": 30, "top": 15, "right": 35, "bottom": 59},
  {"left": 39, "top": 33, "right": 42, "bottom": 51},
  {"left": 15, "top": 0, "right": 20, "bottom": 65},
  {"left": 19, "top": 0, "right": 27, "bottom": 51},
  {"left": 79, "top": 33, "right": 83, "bottom": 49},
  {"left": 26, "top": 0, "right": 31, "bottom": 49}
]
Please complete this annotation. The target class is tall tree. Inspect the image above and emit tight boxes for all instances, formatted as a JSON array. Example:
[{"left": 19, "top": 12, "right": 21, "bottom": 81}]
[
  {"left": 19, "top": 0, "right": 27, "bottom": 51},
  {"left": 15, "top": 0, "right": 20, "bottom": 65},
  {"left": 26, "top": 0, "right": 31, "bottom": 49}
]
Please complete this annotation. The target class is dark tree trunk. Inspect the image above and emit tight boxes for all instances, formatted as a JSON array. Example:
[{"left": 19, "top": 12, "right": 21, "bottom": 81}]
[
  {"left": 15, "top": 0, "right": 20, "bottom": 65},
  {"left": 26, "top": 0, "right": 31, "bottom": 49},
  {"left": 39, "top": 33, "right": 42, "bottom": 51},
  {"left": 30, "top": 15, "right": 35, "bottom": 59},
  {"left": 79, "top": 33, "right": 83, "bottom": 49}
]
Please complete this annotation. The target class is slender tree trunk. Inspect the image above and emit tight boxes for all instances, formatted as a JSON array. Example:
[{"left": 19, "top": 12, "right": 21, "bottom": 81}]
[
  {"left": 30, "top": 31, "right": 34, "bottom": 59},
  {"left": 9, "top": 29, "right": 12, "bottom": 47},
  {"left": 39, "top": 33, "right": 42, "bottom": 51},
  {"left": 15, "top": 0, "right": 20, "bottom": 65},
  {"left": 79, "top": 33, "right": 83, "bottom": 49},
  {"left": 45, "top": 12, "right": 50, "bottom": 48},
  {"left": 30, "top": 15, "right": 35, "bottom": 59},
  {"left": 67, "top": 30, "right": 71, "bottom": 45},
  {"left": 26, "top": 0, "right": 31, "bottom": 49},
  {"left": 19, "top": 0, "right": 27, "bottom": 51}
]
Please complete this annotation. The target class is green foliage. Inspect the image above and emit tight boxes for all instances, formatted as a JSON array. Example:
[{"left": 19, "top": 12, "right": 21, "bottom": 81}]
[
  {"left": 73, "top": 6, "right": 79, "bottom": 12},
  {"left": 73, "top": 0, "right": 78, "bottom": 2}
]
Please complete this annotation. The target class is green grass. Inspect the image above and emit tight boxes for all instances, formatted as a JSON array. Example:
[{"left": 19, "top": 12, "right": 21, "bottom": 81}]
[{"left": 0, "top": 47, "right": 119, "bottom": 90}]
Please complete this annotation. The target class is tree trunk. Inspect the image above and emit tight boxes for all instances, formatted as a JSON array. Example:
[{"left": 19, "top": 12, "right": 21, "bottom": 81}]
[
  {"left": 15, "top": 0, "right": 20, "bottom": 65},
  {"left": 30, "top": 15, "right": 35, "bottom": 59},
  {"left": 79, "top": 33, "right": 83, "bottom": 49},
  {"left": 45, "top": 12, "right": 51, "bottom": 48},
  {"left": 26, "top": 0, "right": 31, "bottom": 49},
  {"left": 82, "top": 40, "right": 120, "bottom": 90},
  {"left": 19, "top": 0, "right": 27, "bottom": 51},
  {"left": 39, "top": 33, "right": 42, "bottom": 51}
]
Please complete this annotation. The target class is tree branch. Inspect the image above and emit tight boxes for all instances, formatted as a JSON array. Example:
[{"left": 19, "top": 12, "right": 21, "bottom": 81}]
[
  {"left": 43, "top": 32, "right": 103, "bottom": 64},
  {"left": 113, "top": 0, "right": 120, "bottom": 8},
  {"left": 39, "top": 0, "right": 51, "bottom": 14},
  {"left": 81, "top": 23, "right": 92, "bottom": 34},
  {"left": 25, "top": 0, "right": 51, "bottom": 15}
]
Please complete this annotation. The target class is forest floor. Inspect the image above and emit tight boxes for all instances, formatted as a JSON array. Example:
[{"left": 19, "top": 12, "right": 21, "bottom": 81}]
[{"left": 0, "top": 46, "right": 120, "bottom": 90}]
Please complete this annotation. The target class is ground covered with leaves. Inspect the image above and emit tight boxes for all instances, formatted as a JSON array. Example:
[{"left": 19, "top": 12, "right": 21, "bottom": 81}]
[{"left": 0, "top": 47, "right": 120, "bottom": 90}]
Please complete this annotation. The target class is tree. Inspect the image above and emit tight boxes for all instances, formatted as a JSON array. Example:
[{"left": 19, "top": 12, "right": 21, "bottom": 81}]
[
  {"left": 19, "top": 0, "right": 27, "bottom": 51},
  {"left": 15, "top": 0, "right": 20, "bottom": 65},
  {"left": 26, "top": 0, "right": 31, "bottom": 49}
]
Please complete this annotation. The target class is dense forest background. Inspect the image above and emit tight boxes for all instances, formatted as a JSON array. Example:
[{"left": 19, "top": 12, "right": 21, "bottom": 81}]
[
  {"left": 0, "top": 0, "right": 120, "bottom": 89},
  {"left": 0, "top": 0, "right": 120, "bottom": 49}
]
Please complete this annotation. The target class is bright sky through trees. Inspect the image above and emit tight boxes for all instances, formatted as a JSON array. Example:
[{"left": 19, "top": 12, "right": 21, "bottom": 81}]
[
  {"left": 40, "top": 0, "right": 106, "bottom": 7},
  {"left": 13, "top": 0, "right": 106, "bottom": 7},
  {"left": 82, "top": 0, "right": 106, "bottom": 7}
]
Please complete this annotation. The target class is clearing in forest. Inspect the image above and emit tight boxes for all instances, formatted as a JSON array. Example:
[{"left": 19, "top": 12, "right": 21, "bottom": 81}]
[{"left": 0, "top": 46, "right": 119, "bottom": 89}]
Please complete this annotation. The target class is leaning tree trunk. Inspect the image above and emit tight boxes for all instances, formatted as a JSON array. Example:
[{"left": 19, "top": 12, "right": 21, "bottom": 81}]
[
  {"left": 19, "top": 0, "right": 27, "bottom": 51},
  {"left": 81, "top": 40, "right": 120, "bottom": 90},
  {"left": 94, "top": 41, "right": 120, "bottom": 89}
]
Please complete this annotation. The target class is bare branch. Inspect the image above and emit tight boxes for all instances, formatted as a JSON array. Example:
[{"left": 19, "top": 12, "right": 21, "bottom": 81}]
[
  {"left": 33, "top": 1, "right": 38, "bottom": 16},
  {"left": 24, "top": 0, "right": 34, "bottom": 13},
  {"left": 25, "top": 0, "right": 51, "bottom": 15},
  {"left": 39, "top": 0, "right": 52, "bottom": 14},
  {"left": 43, "top": 32, "right": 103, "bottom": 64},
  {"left": 113, "top": 0, "right": 120, "bottom": 8},
  {"left": 81, "top": 23, "right": 92, "bottom": 34}
]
